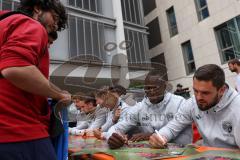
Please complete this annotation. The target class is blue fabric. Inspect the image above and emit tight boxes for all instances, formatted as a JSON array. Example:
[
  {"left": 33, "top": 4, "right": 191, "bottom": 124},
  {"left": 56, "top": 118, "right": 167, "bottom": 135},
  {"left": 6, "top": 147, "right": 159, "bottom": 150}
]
[{"left": 50, "top": 99, "right": 69, "bottom": 160}]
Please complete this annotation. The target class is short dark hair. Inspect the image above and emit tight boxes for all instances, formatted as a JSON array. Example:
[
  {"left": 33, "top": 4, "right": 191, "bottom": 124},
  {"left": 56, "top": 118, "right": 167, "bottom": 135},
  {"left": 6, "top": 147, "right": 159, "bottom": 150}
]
[
  {"left": 193, "top": 64, "right": 225, "bottom": 89},
  {"left": 109, "top": 85, "right": 126, "bottom": 96},
  {"left": 73, "top": 92, "right": 96, "bottom": 106},
  {"left": 18, "top": 0, "right": 67, "bottom": 31},
  {"left": 146, "top": 69, "right": 167, "bottom": 83},
  {"left": 228, "top": 58, "right": 240, "bottom": 66},
  {"left": 48, "top": 31, "right": 58, "bottom": 40},
  {"left": 95, "top": 86, "right": 109, "bottom": 98}
]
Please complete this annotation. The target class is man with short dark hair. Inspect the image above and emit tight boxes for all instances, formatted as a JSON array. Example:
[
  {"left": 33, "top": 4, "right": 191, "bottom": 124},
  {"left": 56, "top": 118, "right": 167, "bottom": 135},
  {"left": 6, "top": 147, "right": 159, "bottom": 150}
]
[
  {"left": 69, "top": 92, "right": 107, "bottom": 135},
  {"left": 228, "top": 58, "right": 240, "bottom": 92},
  {"left": 0, "top": 0, "right": 69, "bottom": 159},
  {"left": 106, "top": 70, "right": 192, "bottom": 149},
  {"left": 149, "top": 64, "right": 240, "bottom": 149}
]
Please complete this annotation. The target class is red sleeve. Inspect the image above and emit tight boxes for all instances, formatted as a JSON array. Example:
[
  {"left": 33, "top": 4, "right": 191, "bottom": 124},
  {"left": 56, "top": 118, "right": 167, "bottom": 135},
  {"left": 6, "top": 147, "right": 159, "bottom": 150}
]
[{"left": 0, "top": 16, "right": 48, "bottom": 71}]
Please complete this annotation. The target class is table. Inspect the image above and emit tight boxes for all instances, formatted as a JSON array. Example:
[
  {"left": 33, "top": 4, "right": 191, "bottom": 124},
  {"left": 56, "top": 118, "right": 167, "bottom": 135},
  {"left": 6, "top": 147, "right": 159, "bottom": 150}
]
[{"left": 68, "top": 135, "right": 240, "bottom": 160}]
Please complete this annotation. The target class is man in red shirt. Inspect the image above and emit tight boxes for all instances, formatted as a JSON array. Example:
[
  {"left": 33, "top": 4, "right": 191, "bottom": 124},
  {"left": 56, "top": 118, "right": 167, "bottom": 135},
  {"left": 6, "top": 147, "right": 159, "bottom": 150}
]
[{"left": 0, "top": 0, "right": 70, "bottom": 159}]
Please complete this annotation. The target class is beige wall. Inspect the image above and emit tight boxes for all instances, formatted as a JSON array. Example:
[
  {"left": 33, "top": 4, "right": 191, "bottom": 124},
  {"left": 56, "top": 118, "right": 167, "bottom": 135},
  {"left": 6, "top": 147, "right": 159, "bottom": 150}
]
[{"left": 144, "top": 0, "right": 240, "bottom": 93}]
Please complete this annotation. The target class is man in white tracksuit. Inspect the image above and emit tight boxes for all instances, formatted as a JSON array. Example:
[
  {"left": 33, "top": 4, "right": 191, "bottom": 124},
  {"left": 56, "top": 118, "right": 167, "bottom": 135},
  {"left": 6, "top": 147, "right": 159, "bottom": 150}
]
[
  {"left": 69, "top": 92, "right": 106, "bottom": 135},
  {"left": 107, "top": 70, "right": 192, "bottom": 149},
  {"left": 149, "top": 64, "right": 240, "bottom": 149},
  {"left": 94, "top": 86, "right": 133, "bottom": 139}
]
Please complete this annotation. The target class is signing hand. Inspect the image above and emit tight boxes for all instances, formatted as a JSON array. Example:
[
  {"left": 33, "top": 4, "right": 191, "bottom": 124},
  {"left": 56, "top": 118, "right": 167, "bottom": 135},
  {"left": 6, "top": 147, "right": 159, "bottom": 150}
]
[
  {"left": 149, "top": 133, "right": 167, "bottom": 148},
  {"left": 93, "top": 128, "right": 103, "bottom": 139},
  {"left": 107, "top": 133, "right": 126, "bottom": 149},
  {"left": 112, "top": 108, "right": 121, "bottom": 123},
  {"left": 129, "top": 133, "right": 152, "bottom": 142}
]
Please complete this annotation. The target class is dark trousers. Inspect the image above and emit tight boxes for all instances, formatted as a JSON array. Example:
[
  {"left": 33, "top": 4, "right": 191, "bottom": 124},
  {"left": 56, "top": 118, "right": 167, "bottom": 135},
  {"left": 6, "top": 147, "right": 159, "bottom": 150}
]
[{"left": 0, "top": 137, "right": 56, "bottom": 160}]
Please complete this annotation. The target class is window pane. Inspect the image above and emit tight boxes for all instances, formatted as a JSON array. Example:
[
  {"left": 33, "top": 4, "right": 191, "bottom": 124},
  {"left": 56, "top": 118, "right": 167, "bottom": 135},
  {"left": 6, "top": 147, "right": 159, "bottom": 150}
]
[
  {"left": 129, "top": 0, "right": 136, "bottom": 23},
  {"left": 69, "top": 0, "right": 75, "bottom": 6},
  {"left": 124, "top": 29, "right": 132, "bottom": 62},
  {"left": 89, "top": 0, "right": 96, "bottom": 12},
  {"left": 219, "top": 27, "right": 232, "bottom": 48},
  {"left": 181, "top": 41, "right": 196, "bottom": 75},
  {"left": 201, "top": 8, "right": 209, "bottom": 19},
  {"left": 134, "top": 32, "right": 141, "bottom": 62},
  {"left": 98, "top": 23, "right": 105, "bottom": 60},
  {"left": 83, "top": 0, "right": 90, "bottom": 10},
  {"left": 188, "top": 62, "right": 196, "bottom": 73},
  {"left": 84, "top": 20, "right": 92, "bottom": 56},
  {"left": 146, "top": 17, "right": 162, "bottom": 49},
  {"left": 134, "top": 0, "right": 141, "bottom": 24},
  {"left": 142, "top": 0, "right": 156, "bottom": 16},
  {"left": 166, "top": 7, "right": 178, "bottom": 36},
  {"left": 69, "top": 16, "right": 78, "bottom": 58},
  {"left": 223, "top": 48, "right": 235, "bottom": 61},
  {"left": 124, "top": 0, "right": 131, "bottom": 22},
  {"left": 139, "top": 33, "right": 146, "bottom": 62},
  {"left": 13, "top": 1, "right": 20, "bottom": 10},
  {"left": 92, "top": 21, "right": 100, "bottom": 60},
  {"left": 77, "top": 18, "right": 85, "bottom": 56},
  {"left": 2, "top": 0, "right": 12, "bottom": 10},
  {"left": 199, "top": 0, "right": 207, "bottom": 8},
  {"left": 76, "top": 0, "right": 82, "bottom": 8}
]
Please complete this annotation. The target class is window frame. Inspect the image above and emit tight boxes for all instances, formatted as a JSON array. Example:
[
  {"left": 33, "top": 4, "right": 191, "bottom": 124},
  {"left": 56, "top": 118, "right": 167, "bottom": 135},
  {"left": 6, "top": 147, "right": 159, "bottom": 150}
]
[
  {"left": 181, "top": 40, "right": 196, "bottom": 75},
  {"left": 166, "top": 6, "right": 178, "bottom": 37}
]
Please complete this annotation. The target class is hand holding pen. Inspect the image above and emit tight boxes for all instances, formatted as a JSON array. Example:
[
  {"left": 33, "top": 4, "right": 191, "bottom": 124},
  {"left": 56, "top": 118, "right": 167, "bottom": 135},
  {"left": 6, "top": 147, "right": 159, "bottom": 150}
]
[{"left": 149, "top": 130, "right": 168, "bottom": 148}]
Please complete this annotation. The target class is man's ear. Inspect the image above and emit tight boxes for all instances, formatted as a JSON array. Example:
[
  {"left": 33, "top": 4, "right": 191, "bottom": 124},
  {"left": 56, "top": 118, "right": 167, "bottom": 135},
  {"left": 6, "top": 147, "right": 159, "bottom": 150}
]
[
  {"left": 218, "top": 85, "right": 226, "bottom": 96},
  {"left": 32, "top": 6, "right": 42, "bottom": 19}
]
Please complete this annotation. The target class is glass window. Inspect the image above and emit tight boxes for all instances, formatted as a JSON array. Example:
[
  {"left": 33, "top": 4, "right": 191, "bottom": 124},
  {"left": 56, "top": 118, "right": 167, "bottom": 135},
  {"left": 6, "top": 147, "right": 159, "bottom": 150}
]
[
  {"left": 121, "top": 0, "right": 143, "bottom": 25},
  {"left": 195, "top": 0, "right": 209, "bottom": 21},
  {"left": 124, "top": 28, "right": 148, "bottom": 64},
  {"left": 69, "top": 16, "right": 78, "bottom": 58},
  {"left": 68, "top": 0, "right": 102, "bottom": 14},
  {"left": 146, "top": 17, "right": 162, "bottom": 49},
  {"left": 69, "top": 15, "right": 109, "bottom": 62},
  {"left": 2, "top": 0, "right": 12, "bottom": 10},
  {"left": 166, "top": 7, "right": 178, "bottom": 37},
  {"left": 142, "top": 0, "right": 156, "bottom": 16},
  {"left": 215, "top": 17, "right": 240, "bottom": 63},
  {"left": 181, "top": 41, "right": 196, "bottom": 75}
]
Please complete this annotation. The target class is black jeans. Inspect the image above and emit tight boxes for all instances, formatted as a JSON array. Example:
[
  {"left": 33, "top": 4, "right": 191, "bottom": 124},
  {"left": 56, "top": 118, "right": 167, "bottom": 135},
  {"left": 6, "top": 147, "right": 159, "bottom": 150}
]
[{"left": 0, "top": 137, "right": 56, "bottom": 160}]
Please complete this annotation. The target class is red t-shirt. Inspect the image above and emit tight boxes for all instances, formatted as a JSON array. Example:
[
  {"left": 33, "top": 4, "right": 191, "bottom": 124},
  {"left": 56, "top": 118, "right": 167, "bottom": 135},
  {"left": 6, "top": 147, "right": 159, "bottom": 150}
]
[{"left": 0, "top": 12, "right": 50, "bottom": 143}]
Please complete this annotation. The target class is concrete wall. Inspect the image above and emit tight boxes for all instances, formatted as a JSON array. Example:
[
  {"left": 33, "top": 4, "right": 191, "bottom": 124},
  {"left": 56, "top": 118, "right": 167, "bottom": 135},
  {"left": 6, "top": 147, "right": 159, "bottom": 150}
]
[{"left": 144, "top": 0, "right": 240, "bottom": 92}]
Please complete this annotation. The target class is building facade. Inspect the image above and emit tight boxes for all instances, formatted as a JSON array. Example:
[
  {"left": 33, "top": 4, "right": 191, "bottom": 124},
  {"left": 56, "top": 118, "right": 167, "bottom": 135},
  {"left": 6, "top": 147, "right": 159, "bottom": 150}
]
[
  {"left": 143, "top": 0, "right": 240, "bottom": 92},
  {"left": 0, "top": 0, "right": 151, "bottom": 93}
]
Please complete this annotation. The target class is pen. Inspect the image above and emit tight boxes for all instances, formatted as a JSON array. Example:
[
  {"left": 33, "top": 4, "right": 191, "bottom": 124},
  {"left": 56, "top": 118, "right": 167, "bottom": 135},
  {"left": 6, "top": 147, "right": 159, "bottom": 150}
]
[{"left": 155, "top": 130, "right": 166, "bottom": 145}]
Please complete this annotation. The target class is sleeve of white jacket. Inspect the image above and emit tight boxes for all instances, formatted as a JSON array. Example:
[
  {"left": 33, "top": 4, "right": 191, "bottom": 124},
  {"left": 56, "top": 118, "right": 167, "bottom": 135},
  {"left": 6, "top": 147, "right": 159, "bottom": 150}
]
[
  {"left": 89, "top": 108, "right": 107, "bottom": 129},
  {"left": 233, "top": 111, "right": 240, "bottom": 148},
  {"left": 101, "top": 111, "right": 114, "bottom": 132},
  {"left": 105, "top": 103, "right": 141, "bottom": 140},
  {"left": 236, "top": 75, "right": 240, "bottom": 92},
  {"left": 158, "top": 98, "right": 194, "bottom": 142}
]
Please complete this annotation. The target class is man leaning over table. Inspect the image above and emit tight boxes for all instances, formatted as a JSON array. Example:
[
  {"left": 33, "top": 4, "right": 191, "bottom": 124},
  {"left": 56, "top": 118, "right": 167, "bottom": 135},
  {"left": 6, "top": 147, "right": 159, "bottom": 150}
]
[
  {"left": 106, "top": 70, "right": 192, "bottom": 149},
  {"left": 0, "top": 0, "right": 70, "bottom": 159},
  {"left": 149, "top": 64, "right": 240, "bottom": 149}
]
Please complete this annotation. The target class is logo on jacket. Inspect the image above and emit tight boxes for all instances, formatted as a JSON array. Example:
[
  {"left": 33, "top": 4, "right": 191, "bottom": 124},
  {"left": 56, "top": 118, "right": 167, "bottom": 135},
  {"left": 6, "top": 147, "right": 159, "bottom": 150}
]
[{"left": 222, "top": 121, "right": 233, "bottom": 133}]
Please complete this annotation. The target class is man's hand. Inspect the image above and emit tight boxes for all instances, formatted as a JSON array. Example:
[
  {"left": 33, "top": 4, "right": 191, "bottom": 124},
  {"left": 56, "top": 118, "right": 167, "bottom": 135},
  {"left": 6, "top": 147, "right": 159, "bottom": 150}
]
[
  {"left": 93, "top": 129, "right": 103, "bottom": 139},
  {"left": 149, "top": 133, "right": 167, "bottom": 148},
  {"left": 129, "top": 133, "right": 152, "bottom": 142},
  {"left": 112, "top": 108, "right": 121, "bottom": 123},
  {"left": 107, "top": 133, "right": 125, "bottom": 149}
]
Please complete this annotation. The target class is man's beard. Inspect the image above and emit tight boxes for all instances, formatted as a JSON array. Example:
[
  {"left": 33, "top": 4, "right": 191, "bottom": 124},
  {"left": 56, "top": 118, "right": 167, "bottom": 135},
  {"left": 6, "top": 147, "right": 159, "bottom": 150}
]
[
  {"left": 197, "top": 95, "right": 219, "bottom": 111},
  {"left": 230, "top": 68, "right": 237, "bottom": 73},
  {"left": 38, "top": 13, "right": 51, "bottom": 33},
  {"left": 148, "top": 94, "right": 164, "bottom": 104}
]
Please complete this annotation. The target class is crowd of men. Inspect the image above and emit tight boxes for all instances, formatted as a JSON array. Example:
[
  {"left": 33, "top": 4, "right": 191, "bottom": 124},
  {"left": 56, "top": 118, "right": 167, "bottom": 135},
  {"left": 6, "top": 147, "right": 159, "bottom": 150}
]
[{"left": 67, "top": 63, "right": 240, "bottom": 150}]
